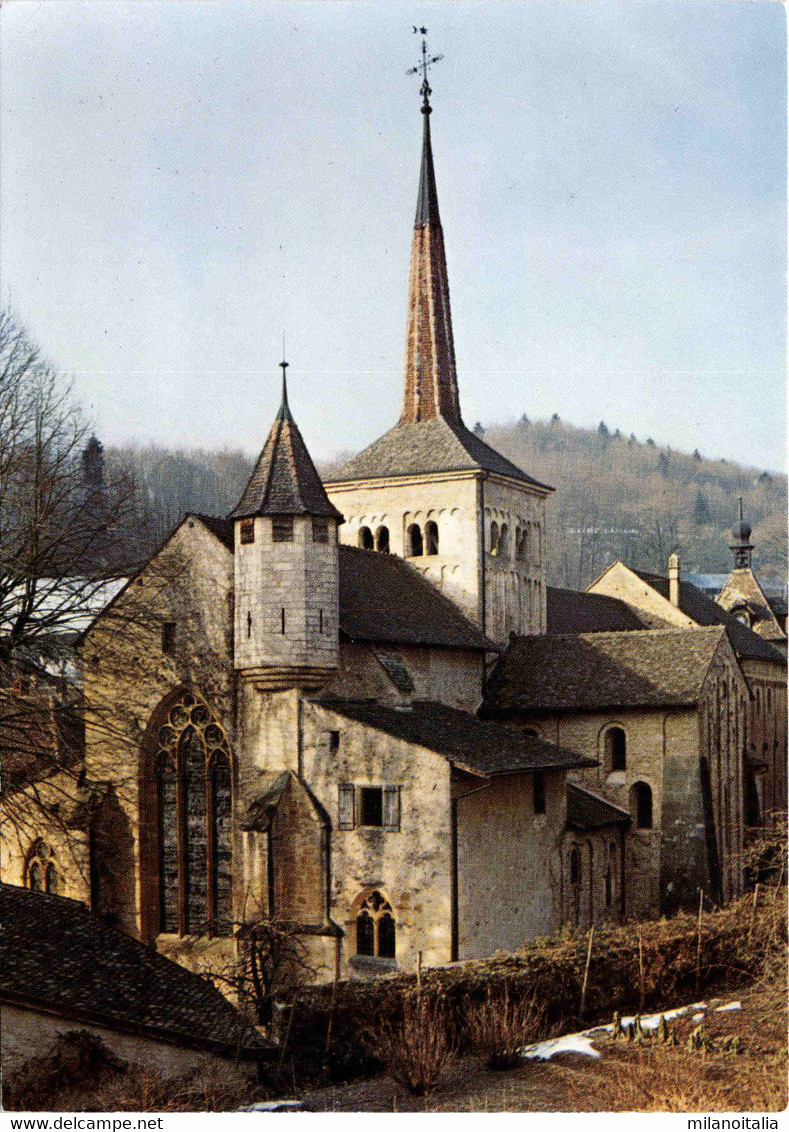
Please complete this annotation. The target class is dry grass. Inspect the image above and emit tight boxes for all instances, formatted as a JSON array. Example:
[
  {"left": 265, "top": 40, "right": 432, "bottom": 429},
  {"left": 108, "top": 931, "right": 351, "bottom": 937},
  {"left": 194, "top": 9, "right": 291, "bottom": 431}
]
[
  {"left": 463, "top": 985, "right": 547, "bottom": 1069},
  {"left": 370, "top": 991, "right": 456, "bottom": 1096}
]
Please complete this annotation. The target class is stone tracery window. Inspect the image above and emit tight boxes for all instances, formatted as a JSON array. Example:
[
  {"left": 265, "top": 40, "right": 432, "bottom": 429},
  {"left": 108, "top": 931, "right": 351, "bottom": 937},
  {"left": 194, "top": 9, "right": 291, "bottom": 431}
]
[
  {"left": 355, "top": 890, "right": 396, "bottom": 958},
  {"left": 151, "top": 693, "right": 233, "bottom": 936},
  {"left": 26, "top": 839, "right": 61, "bottom": 894}
]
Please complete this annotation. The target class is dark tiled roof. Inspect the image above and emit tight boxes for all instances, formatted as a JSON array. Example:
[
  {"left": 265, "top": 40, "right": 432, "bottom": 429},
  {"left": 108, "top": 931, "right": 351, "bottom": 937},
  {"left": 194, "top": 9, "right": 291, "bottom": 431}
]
[
  {"left": 338, "top": 545, "right": 495, "bottom": 651},
  {"left": 0, "top": 885, "right": 266, "bottom": 1056},
  {"left": 547, "top": 587, "right": 645, "bottom": 635},
  {"left": 634, "top": 572, "right": 784, "bottom": 663},
  {"left": 767, "top": 594, "right": 788, "bottom": 618},
  {"left": 567, "top": 783, "right": 630, "bottom": 831},
  {"left": 326, "top": 417, "right": 551, "bottom": 489},
  {"left": 193, "top": 513, "right": 235, "bottom": 552},
  {"left": 313, "top": 698, "right": 596, "bottom": 776},
  {"left": 229, "top": 395, "right": 343, "bottom": 521},
  {"left": 483, "top": 627, "right": 727, "bottom": 713}
]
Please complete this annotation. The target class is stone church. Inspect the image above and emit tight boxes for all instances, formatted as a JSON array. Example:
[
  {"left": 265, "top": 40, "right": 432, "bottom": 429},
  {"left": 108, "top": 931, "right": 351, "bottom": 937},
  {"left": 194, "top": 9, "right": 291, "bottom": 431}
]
[{"left": 3, "top": 65, "right": 785, "bottom": 987}]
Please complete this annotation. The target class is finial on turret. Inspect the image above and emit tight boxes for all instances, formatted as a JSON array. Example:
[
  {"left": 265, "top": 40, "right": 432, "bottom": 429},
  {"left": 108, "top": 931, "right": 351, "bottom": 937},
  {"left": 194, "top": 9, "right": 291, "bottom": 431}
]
[
  {"left": 407, "top": 27, "right": 443, "bottom": 114},
  {"left": 277, "top": 356, "right": 291, "bottom": 421}
]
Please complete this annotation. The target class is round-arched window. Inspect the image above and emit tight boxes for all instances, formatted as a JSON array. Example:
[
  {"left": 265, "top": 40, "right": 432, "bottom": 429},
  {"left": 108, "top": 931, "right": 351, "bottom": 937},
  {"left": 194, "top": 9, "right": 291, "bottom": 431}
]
[
  {"left": 605, "top": 727, "right": 626, "bottom": 773},
  {"left": 406, "top": 523, "right": 423, "bottom": 557},
  {"left": 630, "top": 782, "right": 653, "bottom": 829},
  {"left": 358, "top": 526, "right": 374, "bottom": 550}
]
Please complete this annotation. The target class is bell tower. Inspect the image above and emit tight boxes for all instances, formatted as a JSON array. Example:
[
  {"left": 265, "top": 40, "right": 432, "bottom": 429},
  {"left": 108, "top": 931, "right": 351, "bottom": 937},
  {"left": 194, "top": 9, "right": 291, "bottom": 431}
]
[
  {"left": 324, "top": 32, "right": 552, "bottom": 644},
  {"left": 228, "top": 362, "right": 344, "bottom": 689}
]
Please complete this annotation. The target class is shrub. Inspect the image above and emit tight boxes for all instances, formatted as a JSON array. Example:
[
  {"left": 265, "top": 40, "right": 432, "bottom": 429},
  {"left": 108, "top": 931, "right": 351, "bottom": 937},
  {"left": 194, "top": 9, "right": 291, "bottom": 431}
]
[
  {"left": 370, "top": 991, "right": 455, "bottom": 1096},
  {"left": 463, "top": 985, "right": 546, "bottom": 1069},
  {"left": 3, "top": 1031, "right": 125, "bottom": 1110}
]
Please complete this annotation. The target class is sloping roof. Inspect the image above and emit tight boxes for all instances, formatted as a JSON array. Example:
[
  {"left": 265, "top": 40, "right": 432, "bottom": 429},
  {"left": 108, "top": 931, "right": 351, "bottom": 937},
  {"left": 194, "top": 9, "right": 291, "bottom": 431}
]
[
  {"left": 326, "top": 417, "right": 551, "bottom": 489},
  {"left": 338, "top": 545, "right": 495, "bottom": 651},
  {"left": 547, "top": 587, "right": 645, "bottom": 635},
  {"left": 567, "top": 783, "right": 631, "bottom": 831},
  {"left": 0, "top": 885, "right": 267, "bottom": 1056},
  {"left": 193, "top": 513, "right": 235, "bottom": 552},
  {"left": 483, "top": 627, "right": 728, "bottom": 713},
  {"left": 313, "top": 698, "right": 596, "bottom": 776},
  {"left": 239, "top": 771, "right": 290, "bottom": 832},
  {"left": 229, "top": 388, "right": 343, "bottom": 521},
  {"left": 634, "top": 572, "right": 784, "bottom": 662}
]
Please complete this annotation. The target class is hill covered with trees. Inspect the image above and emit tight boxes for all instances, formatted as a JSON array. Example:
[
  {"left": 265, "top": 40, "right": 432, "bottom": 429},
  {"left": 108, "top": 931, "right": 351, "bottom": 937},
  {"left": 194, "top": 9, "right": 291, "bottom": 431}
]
[{"left": 110, "top": 415, "right": 786, "bottom": 592}]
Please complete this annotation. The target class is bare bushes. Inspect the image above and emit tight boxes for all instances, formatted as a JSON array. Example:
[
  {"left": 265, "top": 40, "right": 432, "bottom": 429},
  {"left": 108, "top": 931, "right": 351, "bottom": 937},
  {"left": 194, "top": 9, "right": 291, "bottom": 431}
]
[
  {"left": 463, "top": 986, "right": 546, "bottom": 1069},
  {"left": 370, "top": 991, "right": 455, "bottom": 1096},
  {"left": 3, "top": 1031, "right": 125, "bottom": 1110}
]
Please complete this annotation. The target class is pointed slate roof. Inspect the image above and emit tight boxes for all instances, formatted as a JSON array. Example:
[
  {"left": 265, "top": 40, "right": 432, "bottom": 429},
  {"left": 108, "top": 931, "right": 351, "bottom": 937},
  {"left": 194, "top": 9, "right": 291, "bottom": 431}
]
[
  {"left": 328, "top": 90, "right": 549, "bottom": 492},
  {"left": 229, "top": 370, "right": 343, "bottom": 521}
]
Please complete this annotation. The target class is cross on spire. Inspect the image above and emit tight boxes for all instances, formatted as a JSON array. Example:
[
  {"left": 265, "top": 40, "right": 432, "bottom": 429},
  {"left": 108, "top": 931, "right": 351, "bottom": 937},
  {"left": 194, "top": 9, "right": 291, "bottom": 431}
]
[{"left": 407, "top": 27, "right": 443, "bottom": 111}]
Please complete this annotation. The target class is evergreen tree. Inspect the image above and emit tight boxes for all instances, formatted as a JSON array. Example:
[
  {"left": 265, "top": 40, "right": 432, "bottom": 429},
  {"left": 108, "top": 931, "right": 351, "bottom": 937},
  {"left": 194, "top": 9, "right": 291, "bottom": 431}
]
[
  {"left": 598, "top": 420, "right": 610, "bottom": 439},
  {"left": 473, "top": 422, "right": 485, "bottom": 438},
  {"left": 693, "top": 490, "right": 711, "bottom": 525},
  {"left": 82, "top": 435, "right": 105, "bottom": 487}
]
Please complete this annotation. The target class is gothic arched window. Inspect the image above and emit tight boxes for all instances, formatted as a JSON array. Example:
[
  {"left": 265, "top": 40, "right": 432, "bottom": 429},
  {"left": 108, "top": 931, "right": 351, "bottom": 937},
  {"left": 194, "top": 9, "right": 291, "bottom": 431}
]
[
  {"left": 355, "top": 890, "right": 396, "bottom": 959},
  {"left": 26, "top": 840, "right": 61, "bottom": 895},
  {"left": 149, "top": 693, "right": 233, "bottom": 937}
]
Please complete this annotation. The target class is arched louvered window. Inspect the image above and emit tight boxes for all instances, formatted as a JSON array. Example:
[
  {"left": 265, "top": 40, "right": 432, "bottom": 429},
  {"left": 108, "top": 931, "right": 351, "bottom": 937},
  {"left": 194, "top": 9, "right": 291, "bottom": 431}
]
[
  {"left": 490, "top": 521, "right": 500, "bottom": 556},
  {"left": 406, "top": 523, "right": 423, "bottom": 557},
  {"left": 151, "top": 693, "right": 234, "bottom": 937}
]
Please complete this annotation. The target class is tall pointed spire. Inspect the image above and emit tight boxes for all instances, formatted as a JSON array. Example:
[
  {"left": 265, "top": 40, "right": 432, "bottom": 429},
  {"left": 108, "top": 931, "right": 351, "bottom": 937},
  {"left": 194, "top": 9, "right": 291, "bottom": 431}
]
[{"left": 400, "top": 32, "right": 461, "bottom": 425}]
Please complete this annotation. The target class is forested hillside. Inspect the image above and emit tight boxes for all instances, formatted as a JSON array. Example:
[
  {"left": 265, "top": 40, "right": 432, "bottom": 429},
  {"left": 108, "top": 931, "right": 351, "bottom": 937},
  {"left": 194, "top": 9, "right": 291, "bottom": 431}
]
[{"left": 112, "top": 417, "right": 787, "bottom": 591}]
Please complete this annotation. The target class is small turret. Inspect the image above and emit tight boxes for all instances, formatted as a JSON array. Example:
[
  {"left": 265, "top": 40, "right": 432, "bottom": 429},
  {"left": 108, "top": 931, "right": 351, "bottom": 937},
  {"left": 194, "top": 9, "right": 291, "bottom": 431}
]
[
  {"left": 228, "top": 362, "right": 344, "bottom": 687},
  {"left": 729, "top": 498, "right": 753, "bottom": 570}
]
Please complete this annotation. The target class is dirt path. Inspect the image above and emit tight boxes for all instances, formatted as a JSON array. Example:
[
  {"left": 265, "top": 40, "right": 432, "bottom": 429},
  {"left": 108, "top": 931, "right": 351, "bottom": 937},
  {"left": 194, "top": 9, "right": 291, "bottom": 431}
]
[{"left": 300, "top": 987, "right": 787, "bottom": 1112}]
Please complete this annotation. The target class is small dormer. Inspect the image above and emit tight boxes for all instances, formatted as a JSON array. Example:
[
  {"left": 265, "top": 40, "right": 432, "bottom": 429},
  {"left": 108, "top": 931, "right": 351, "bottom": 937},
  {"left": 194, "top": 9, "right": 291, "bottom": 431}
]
[{"left": 228, "top": 362, "right": 344, "bottom": 685}]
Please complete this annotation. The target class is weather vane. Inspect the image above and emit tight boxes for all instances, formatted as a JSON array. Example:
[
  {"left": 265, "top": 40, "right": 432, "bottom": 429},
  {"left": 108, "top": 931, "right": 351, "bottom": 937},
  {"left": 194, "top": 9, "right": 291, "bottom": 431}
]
[{"left": 407, "top": 27, "right": 443, "bottom": 108}]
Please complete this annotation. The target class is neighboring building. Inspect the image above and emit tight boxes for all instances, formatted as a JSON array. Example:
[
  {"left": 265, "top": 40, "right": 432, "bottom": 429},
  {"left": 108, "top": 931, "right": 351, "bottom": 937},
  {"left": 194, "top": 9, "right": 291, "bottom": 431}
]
[
  {"left": 483, "top": 627, "right": 750, "bottom": 917},
  {"left": 0, "top": 885, "right": 269, "bottom": 1089},
  {"left": 588, "top": 556, "right": 787, "bottom": 832}
]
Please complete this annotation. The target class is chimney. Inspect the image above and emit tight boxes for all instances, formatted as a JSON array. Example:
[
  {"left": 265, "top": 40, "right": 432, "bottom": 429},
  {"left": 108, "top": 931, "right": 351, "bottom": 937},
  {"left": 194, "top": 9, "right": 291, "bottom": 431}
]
[{"left": 668, "top": 552, "right": 680, "bottom": 607}]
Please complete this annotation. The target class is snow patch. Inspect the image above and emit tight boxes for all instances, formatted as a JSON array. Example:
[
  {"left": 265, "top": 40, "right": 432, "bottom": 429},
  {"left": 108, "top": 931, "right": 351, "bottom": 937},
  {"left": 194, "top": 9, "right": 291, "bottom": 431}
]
[
  {"left": 523, "top": 1033, "right": 601, "bottom": 1061},
  {"left": 715, "top": 1001, "right": 741, "bottom": 1013},
  {"left": 237, "top": 1101, "right": 304, "bottom": 1112}
]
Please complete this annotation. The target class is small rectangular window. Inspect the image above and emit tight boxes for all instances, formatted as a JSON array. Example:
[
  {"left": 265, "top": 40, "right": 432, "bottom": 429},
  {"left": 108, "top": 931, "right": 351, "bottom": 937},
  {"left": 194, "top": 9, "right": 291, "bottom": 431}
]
[
  {"left": 338, "top": 784, "right": 355, "bottom": 830},
  {"left": 533, "top": 771, "right": 546, "bottom": 815},
  {"left": 383, "top": 785, "right": 401, "bottom": 831},
  {"left": 162, "top": 622, "right": 176, "bottom": 654},
  {"left": 272, "top": 516, "right": 294, "bottom": 542},
  {"left": 280, "top": 608, "right": 286, "bottom": 634},
  {"left": 329, "top": 730, "right": 340, "bottom": 753},
  {"left": 360, "top": 786, "right": 383, "bottom": 827},
  {"left": 239, "top": 519, "right": 255, "bottom": 545},
  {"left": 312, "top": 518, "right": 329, "bottom": 544}
]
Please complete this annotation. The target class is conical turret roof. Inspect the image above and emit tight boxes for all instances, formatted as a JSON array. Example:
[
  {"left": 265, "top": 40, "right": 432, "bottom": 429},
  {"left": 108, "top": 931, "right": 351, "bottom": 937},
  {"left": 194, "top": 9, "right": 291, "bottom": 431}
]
[{"left": 229, "top": 366, "right": 343, "bottom": 521}]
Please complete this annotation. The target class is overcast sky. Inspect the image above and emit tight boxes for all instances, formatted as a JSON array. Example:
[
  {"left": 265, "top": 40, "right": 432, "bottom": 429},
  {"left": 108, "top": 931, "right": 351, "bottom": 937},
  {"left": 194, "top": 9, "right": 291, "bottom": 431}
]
[{"left": 1, "top": 1, "right": 785, "bottom": 471}]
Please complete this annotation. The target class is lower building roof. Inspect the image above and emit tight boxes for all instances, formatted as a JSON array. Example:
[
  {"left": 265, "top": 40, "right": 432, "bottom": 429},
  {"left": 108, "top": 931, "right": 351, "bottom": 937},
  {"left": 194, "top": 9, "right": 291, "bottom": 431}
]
[
  {"left": 566, "top": 783, "right": 631, "bottom": 831},
  {"left": 0, "top": 885, "right": 267, "bottom": 1058},
  {"left": 547, "top": 587, "right": 645, "bottom": 634},
  {"left": 483, "top": 627, "right": 728, "bottom": 714},
  {"left": 313, "top": 697, "right": 596, "bottom": 777}
]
